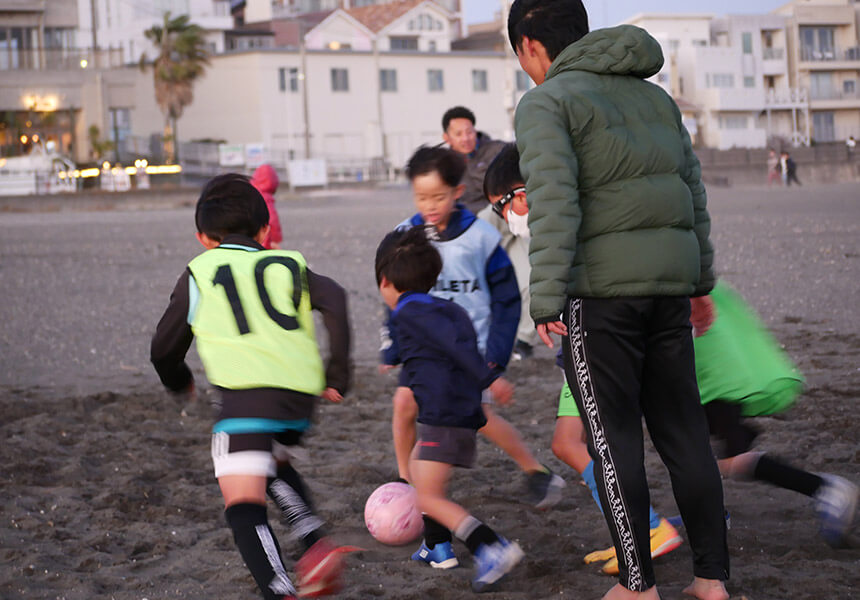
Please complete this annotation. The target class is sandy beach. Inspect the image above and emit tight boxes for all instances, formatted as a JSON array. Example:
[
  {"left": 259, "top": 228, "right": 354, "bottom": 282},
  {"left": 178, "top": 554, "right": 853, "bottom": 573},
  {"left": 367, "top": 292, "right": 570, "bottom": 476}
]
[{"left": 0, "top": 182, "right": 858, "bottom": 600}]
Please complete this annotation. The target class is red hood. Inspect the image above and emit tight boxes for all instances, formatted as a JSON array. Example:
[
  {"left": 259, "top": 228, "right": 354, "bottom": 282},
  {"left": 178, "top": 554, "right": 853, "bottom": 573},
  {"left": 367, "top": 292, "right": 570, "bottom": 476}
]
[{"left": 251, "top": 164, "right": 279, "bottom": 193}]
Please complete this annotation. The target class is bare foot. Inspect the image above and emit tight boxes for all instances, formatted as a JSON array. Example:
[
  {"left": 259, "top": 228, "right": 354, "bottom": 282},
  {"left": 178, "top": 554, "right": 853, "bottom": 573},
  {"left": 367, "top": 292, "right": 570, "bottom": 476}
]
[
  {"left": 682, "top": 577, "right": 729, "bottom": 600},
  {"left": 601, "top": 583, "right": 660, "bottom": 600}
]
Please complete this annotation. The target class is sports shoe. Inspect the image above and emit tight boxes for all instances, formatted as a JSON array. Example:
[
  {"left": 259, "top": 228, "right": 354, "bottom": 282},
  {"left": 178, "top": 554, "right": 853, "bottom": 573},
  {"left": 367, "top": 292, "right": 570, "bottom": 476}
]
[
  {"left": 411, "top": 540, "right": 459, "bottom": 569},
  {"left": 526, "top": 467, "right": 566, "bottom": 509},
  {"left": 471, "top": 537, "right": 524, "bottom": 593},
  {"left": 511, "top": 340, "right": 534, "bottom": 361},
  {"left": 815, "top": 474, "right": 859, "bottom": 548},
  {"left": 295, "top": 538, "right": 345, "bottom": 597},
  {"left": 584, "top": 518, "right": 683, "bottom": 575}
]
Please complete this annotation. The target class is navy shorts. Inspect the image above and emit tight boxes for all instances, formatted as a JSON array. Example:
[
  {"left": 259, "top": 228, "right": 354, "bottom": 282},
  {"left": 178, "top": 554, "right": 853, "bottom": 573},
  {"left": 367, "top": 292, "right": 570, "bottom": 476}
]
[{"left": 416, "top": 424, "right": 477, "bottom": 468}]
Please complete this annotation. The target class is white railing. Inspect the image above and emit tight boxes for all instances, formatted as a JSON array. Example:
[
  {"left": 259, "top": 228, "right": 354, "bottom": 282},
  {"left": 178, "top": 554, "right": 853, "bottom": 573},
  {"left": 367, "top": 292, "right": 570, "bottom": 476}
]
[
  {"left": 765, "top": 87, "right": 808, "bottom": 106},
  {"left": 762, "top": 47, "right": 784, "bottom": 60}
]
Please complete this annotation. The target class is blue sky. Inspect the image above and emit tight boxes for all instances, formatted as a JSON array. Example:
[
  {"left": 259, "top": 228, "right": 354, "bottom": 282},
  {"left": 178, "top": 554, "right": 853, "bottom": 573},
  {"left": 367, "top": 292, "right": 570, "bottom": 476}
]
[{"left": 464, "top": 0, "right": 790, "bottom": 27}]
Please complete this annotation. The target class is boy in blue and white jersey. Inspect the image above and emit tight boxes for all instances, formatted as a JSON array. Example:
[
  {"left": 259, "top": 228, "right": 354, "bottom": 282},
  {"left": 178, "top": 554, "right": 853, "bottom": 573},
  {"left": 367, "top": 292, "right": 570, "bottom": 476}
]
[{"left": 380, "top": 146, "right": 564, "bottom": 568}]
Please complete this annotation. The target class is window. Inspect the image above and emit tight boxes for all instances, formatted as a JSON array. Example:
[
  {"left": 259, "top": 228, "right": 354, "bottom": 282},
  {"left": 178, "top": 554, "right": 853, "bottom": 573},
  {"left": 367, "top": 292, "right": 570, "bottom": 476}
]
[
  {"left": 279, "top": 67, "right": 299, "bottom": 92},
  {"left": 516, "top": 71, "right": 531, "bottom": 91},
  {"left": 707, "top": 73, "right": 734, "bottom": 88},
  {"left": 692, "top": 39, "right": 707, "bottom": 47},
  {"left": 719, "top": 115, "right": 747, "bottom": 130},
  {"left": 843, "top": 80, "right": 856, "bottom": 95},
  {"left": 813, "top": 111, "right": 835, "bottom": 142},
  {"left": 809, "top": 72, "right": 834, "bottom": 99},
  {"left": 409, "top": 13, "right": 443, "bottom": 30},
  {"left": 800, "top": 26, "right": 835, "bottom": 60},
  {"left": 380, "top": 68, "right": 397, "bottom": 92},
  {"left": 669, "top": 39, "right": 680, "bottom": 52},
  {"left": 472, "top": 69, "right": 488, "bottom": 92},
  {"left": 428, "top": 69, "right": 444, "bottom": 92},
  {"left": 743, "top": 76, "right": 755, "bottom": 88},
  {"left": 742, "top": 32, "right": 753, "bottom": 54},
  {"left": 331, "top": 68, "right": 349, "bottom": 92},
  {"left": 390, "top": 36, "right": 418, "bottom": 51},
  {"left": 428, "top": 40, "right": 437, "bottom": 52}
]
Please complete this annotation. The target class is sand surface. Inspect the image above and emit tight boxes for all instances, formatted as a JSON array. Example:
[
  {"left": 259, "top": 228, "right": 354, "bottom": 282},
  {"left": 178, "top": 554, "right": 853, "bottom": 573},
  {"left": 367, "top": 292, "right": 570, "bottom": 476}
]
[{"left": 1, "top": 183, "right": 858, "bottom": 599}]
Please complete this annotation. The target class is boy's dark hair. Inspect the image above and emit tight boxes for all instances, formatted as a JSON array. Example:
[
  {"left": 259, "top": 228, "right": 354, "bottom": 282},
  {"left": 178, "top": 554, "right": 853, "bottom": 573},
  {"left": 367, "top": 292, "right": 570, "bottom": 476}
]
[
  {"left": 195, "top": 173, "right": 269, "bottom": 241},
  {"left": 405, "top": 145, "right": 466, "bottom": 188},
  {"left": 483, "top": 142, "right": 523, "bottom": 199},
  {"left": 441, "top": 106, "right": 476, "bottom": 132},
  {"left": 508, "top": 0, "right": 589, "bottom": 61},
  {"left": 375, "top": 227, "right": 442, "bottom": 293}
]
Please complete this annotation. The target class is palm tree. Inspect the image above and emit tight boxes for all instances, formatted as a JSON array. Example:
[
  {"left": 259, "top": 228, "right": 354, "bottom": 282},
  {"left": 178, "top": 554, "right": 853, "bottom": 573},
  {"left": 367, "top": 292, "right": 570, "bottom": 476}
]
[{"left": 140, "top": 12, "right": 210, "bottom": 164}]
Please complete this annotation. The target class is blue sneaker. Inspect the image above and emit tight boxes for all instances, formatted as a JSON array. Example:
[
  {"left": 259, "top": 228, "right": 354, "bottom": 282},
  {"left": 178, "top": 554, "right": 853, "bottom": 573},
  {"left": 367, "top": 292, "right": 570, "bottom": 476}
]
[
  {"left": 411, "top": 540, "right": 459, "bottom": 569},
  {"left": 815, "top": 474, "right": 859, "bottom": 548},
  {"left": 471, "top": 537, "right": 524, "bottom": 593}
]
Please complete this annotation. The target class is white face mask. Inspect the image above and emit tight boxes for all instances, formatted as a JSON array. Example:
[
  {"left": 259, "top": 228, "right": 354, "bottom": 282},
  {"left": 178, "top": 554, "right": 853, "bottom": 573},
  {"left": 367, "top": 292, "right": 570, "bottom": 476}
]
[{"left": 507, "top": 209, "right": 530, "bottom": 239}]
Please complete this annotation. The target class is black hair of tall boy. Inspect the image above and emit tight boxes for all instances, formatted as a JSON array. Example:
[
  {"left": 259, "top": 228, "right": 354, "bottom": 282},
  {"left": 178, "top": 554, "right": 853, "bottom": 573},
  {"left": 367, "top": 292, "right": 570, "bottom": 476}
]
[
  {"left": 375, "top": 227, "right": 443, "bottom": 293},
  {"left": 195, "top": 173, "right": 269, "bottom": 241},
  {"left": 405, "top": 145, "right": 466, "bottom": 188},
  {"left": 483, "top": 142, "right": 523, "bottom": 200},
  {"left": 508, "top": 0, "right": 589, "bottom": 60},
  {"left": 441, "top": 106, "right": 476, "bottom": 131}
]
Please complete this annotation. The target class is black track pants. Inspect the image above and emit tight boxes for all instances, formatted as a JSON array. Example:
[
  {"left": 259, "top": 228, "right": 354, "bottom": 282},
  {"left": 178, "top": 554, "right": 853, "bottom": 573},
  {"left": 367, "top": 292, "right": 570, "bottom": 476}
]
[{"left": 561, "top": 296, "right": 729, "bottom": 591}]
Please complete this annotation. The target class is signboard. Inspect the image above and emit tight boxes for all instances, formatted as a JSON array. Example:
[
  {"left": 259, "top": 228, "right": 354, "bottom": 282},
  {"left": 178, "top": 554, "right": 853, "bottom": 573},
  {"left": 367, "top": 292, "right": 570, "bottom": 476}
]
[
  {"left": 245, "top": 143, "right": 266, "bottom": 168},
  {"left": 287, "top": 159, "right": 328, "bottom": 188},
  {"left": 218, "top": 144, "right": 245, "bottom": 167}
]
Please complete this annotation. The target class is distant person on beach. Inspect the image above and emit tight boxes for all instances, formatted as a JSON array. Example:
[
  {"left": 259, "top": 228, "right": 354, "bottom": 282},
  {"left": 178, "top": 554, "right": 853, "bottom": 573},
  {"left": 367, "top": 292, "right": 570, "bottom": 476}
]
[
  {"left": 150, "top": 173, "right": 352, "bottom": 600},
  {"left": 767, "top": 149, "right": 781, "bottom": 186},
  {"left": 780, "top": 151, "right": 801, "bottom": 186},
  {"left": 250, "top": 164, "right": 283, "bottom": 249},
  {"left": 508, "top": 0, "right": 729, "bottom": 598},
  {"left": 375, "top": 226, "right": 524, "bottom": 592},
  {"left": 380, "top": 146, "right": 564, "bottom": 513},
  {"left": 441, "top": 106, "right": 539, "bottom": 358}
]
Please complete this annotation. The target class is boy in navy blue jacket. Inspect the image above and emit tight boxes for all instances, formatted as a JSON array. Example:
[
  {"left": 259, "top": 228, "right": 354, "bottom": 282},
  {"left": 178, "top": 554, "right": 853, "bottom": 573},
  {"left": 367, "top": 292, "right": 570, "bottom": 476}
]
[{"left": 375, "top": 227, "right": 524, "bottom": 593}]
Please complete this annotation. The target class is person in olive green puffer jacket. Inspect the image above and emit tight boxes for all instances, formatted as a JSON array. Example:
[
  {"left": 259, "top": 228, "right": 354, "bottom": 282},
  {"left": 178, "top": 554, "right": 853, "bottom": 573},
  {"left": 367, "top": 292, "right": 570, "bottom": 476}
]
[{"left": 509, "top": 1, "right": 729, "bottom": 600}]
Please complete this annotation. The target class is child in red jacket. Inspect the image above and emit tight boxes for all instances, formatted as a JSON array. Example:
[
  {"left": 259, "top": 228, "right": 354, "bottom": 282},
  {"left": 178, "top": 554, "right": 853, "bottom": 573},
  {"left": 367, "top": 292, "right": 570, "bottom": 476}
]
[{"left": 251, "top": 163, "right": 283, "bottom": 249}]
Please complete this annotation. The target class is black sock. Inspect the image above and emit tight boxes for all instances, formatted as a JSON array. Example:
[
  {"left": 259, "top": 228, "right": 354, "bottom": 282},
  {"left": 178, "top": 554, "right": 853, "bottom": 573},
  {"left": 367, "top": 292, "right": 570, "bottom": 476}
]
[
  {"left": 267, "top": 464, "right": 325, "bottom": 550},
  {"left": 224, "top": 503, "right": 296, "bottom": 600},
  {"left": 454, "top": 516, "right": 500, "bottom": 555},
  {"left": 422, "top": 515, "right": 452, "bottom": 549},
  {"left": 754, "top": 454, "right": 824, "bottom": 497}
]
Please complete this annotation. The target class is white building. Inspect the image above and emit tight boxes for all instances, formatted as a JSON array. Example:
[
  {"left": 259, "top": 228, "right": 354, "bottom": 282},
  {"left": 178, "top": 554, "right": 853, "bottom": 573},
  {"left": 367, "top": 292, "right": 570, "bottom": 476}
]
[{"left": 127, "top": 46, "right": 513, "bottom": 171}]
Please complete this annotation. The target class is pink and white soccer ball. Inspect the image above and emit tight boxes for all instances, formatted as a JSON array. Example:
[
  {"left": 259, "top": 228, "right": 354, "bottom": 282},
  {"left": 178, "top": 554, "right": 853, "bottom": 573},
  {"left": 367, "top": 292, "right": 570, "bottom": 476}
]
[{"left": 364, "top": 482, "right": 423, "bottom": 545}]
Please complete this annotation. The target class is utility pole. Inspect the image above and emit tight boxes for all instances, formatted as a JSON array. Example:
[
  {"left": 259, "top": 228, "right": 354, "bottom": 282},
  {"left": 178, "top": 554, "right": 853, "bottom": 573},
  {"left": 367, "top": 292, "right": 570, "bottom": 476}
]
[{"left": 299, "top": 42, "right": 311, "bottom": 158}]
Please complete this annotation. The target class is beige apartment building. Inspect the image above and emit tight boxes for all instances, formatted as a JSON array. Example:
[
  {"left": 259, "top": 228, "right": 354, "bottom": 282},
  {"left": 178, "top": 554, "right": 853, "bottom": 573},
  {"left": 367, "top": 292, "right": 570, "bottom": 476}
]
[
  {"left": 776, "top": 0, "right": 860, "bottom": 142},
  {"left": 630, "top": 0, "right": 860, "bottom": 149}
]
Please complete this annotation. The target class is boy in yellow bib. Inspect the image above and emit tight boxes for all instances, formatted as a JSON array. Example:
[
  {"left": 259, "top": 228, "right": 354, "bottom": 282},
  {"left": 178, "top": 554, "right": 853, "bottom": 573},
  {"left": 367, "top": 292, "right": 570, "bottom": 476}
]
[{"left": 151, "top": 173, "right": 352, "bottom": 600}]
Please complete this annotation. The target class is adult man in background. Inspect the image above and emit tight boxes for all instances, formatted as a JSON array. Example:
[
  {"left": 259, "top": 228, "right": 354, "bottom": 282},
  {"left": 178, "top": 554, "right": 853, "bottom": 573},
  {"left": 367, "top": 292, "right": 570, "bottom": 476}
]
[{"left": 442, "top": 106, "right": 538, "bottom": 357}]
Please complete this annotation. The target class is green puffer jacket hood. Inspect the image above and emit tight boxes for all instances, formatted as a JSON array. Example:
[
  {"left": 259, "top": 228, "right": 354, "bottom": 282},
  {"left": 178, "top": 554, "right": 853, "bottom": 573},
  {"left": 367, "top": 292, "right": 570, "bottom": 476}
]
[
  {"left": 515, "top": 25, "right": 714, "bottom": 323},
  {"left": 546, "top": 25, "right": 664, "bottom": 80}
]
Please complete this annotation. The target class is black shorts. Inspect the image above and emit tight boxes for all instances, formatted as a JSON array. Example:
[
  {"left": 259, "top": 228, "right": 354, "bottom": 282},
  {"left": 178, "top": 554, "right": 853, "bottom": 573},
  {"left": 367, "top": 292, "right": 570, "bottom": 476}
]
[
  {"left": 703, "top": 400, "right": 759, "bottom": 459},
  {"left": 416, "top": 424, "right": 477, "bottom": 468}
]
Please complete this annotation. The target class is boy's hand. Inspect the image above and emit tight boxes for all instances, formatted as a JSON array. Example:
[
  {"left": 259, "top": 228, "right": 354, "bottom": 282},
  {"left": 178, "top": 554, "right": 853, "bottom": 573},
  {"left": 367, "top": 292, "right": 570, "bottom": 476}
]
[
  {"left": 690, "top": 295, "right": 716, "bottom": 337},
  {"left": 537, "top": 321, "right": 568, "bottom": 349},
  {"left": 321, "top": 387, "right": 343, "bottom": 403},
  {"left": 489, "top": 377, "right": 514, "bottom": 406}
]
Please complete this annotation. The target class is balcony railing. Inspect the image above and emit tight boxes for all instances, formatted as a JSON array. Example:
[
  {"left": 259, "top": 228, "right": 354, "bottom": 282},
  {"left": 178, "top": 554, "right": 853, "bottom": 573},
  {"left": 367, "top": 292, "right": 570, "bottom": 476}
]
[
  {"left": 762, "top": 47, "right": 784, "bottom": 60},
  {"left": 765, "top": 87, "right": 808, "bottom": 106},
  {"left": 0, "top": 47, "right": 126, "bottom": 71},
  {"left": 800, "top": 46, "right": 860, "bottom": 62},
  {"left": 809, "top": 88, "right": 860, "bottom": 101}
]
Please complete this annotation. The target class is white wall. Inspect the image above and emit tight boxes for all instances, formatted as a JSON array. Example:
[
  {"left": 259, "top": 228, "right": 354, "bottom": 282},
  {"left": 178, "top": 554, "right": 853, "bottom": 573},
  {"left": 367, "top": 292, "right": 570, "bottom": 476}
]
[{"left": 129, "top": 48, "right": 513, "bottom": 167}]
